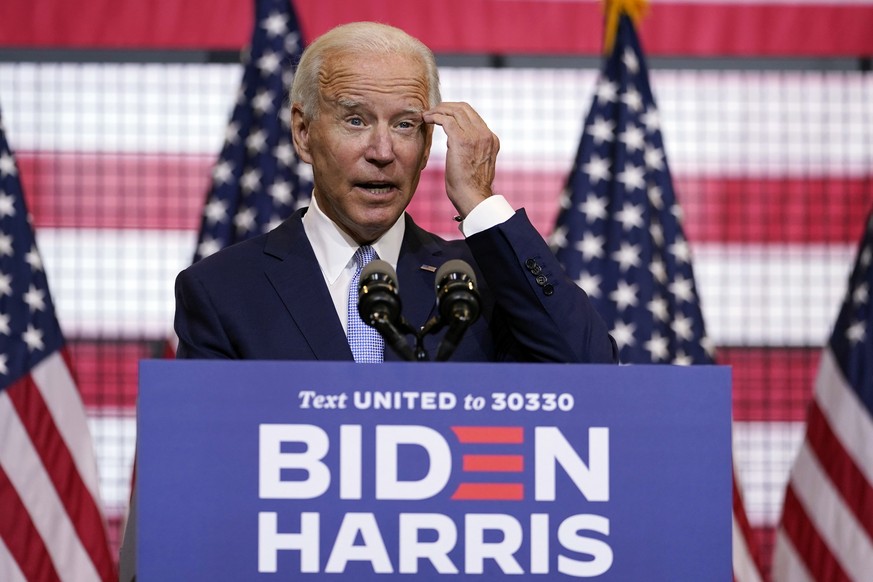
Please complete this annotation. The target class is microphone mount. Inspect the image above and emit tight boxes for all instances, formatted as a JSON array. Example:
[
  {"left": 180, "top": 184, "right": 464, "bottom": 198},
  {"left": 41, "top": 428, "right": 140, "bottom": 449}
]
[
  {"left": 358, "top": 259, "right": 481, "bottom": 362},
  {"left": 358, "top": 260, "right": 417, "bottom": 361}
]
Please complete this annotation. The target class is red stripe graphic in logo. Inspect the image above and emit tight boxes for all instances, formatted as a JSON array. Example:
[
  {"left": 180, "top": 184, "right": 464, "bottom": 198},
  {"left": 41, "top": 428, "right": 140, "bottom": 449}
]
[{"left": 450, "top": 426, "right": 525, "bottom": 501}]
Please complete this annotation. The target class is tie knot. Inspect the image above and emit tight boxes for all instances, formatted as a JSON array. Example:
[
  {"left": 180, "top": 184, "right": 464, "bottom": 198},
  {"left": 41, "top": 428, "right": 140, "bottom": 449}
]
[{"left": 354, "top": 245, "right": 377, "bottom": 270}]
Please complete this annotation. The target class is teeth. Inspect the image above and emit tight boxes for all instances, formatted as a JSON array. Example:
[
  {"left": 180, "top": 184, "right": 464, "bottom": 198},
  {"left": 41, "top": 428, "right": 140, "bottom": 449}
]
[{"left": 362, "top": 185, "right": 392, "bottom": 194}]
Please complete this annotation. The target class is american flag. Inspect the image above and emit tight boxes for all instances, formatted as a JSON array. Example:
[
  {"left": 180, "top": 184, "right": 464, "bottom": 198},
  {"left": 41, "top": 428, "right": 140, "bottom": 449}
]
[
  {"left": 191, "top": 0, "right": 312, "bottom": 266},
  {"left": 0, "top": 108, "right": 116, "bottom": 579},
  {"left": 160, "top": 0, "right": 311, "bottom": 360},
  {"left": 550, "top": 16, "right": 714, "bottom": 366},
  {"left": 771, "top": 209, "right": 873, "bottom": 581},
  {"left": 121, "top": 1, "right": 310, "bottom": 573},
  {"left": 549, "top": 13, "right": 763, "bottom": 580}
]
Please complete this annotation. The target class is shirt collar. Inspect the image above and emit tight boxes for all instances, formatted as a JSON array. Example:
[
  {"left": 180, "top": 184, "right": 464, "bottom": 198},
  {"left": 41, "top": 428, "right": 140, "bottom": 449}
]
[{"left": 302, "top": 195, "right": 405, "bottom": 284}]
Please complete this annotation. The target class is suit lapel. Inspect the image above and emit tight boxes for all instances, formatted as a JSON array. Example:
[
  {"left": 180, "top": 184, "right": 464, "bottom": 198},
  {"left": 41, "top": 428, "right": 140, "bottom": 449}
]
[
  {"left": 393, "top": 215, "right": 444, "bottom": 358},
  {"left": 263, "top": 211, "right": 353, "bottom": 361}
]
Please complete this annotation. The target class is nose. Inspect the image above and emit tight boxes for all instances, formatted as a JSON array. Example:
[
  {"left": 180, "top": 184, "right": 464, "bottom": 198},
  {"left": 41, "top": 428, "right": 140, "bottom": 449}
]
[{"left": 365, "top": 125, "right": 395, "bottom": 166}]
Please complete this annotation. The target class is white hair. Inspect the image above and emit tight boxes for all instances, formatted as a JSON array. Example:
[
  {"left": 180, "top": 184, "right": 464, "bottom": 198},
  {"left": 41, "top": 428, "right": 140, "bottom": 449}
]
[{"left": 291, "top": 21, "right": 441, "bottom": 119}]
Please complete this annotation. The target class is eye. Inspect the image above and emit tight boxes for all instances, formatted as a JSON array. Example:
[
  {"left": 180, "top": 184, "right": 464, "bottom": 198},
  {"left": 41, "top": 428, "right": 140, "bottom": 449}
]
[{"left": 347, "top": 117, "right": 364, "bottom": 127}]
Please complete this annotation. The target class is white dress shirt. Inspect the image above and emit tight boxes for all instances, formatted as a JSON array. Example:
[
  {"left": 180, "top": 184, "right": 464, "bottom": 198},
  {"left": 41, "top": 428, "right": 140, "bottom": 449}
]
[{"left": 302, "top": 194, "right": 515, "bottom": 334}]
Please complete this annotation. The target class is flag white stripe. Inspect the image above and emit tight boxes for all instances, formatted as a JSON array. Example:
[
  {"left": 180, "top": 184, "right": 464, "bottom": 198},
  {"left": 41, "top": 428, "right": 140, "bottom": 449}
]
[
  {"left": 733, "top": 420, "right": 805, "bottom": 527},
  {"left": 695, "top": 243, "right": 855, "bottom": 346},
  {"left": 732, "top": 513, "right": 764, "bottom": 582},
  {"left": 789, "top": 442, "right": 873, "bottom": 581},
  {"left": 32, "top": 352, "right": 103, "bottom": 502},
  {"left": 771, "top": 527, "right": 815, "bottom": 582},
  {"left": 2, "top": 64, "right": 871, "bottom": 177},
  {"left": 0, "top": 536, "right": 29, "bottom": 582},
  {"left": 33, "top": 228, "right": 854, "bottom": 345},
  {"left": 35, "top": 227, "right": 195, "bottom": 338},
  {"left": 86, "top": 414, "right": 137, "bottom": 514},
  {"left": 0, "top": 63, "right": 241, "bottom": 154},
  {"left": 815, "top": 347, "right": 873, "bottom": 484},
  {"left": 0, "top": 392, "right": 101, "bottom": 582}
]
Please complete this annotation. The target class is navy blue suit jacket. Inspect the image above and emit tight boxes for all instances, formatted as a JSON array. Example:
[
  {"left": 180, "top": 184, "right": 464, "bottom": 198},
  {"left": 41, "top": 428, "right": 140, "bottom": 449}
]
[
  {"left": 120, "top": 208, "right": 616, "bottom": 582},
  {"left": 174, "top": 208, "right": 616, "bottom": 364}
]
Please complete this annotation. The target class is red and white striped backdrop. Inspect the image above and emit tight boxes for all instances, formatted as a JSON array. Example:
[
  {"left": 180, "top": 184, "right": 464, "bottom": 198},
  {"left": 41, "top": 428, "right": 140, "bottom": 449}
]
[
  {"left": 2, "top": 0, "right": 872, "bottom": 573},
  {"left": 2, "top": 64, "right": 870, "bottom": 568}
]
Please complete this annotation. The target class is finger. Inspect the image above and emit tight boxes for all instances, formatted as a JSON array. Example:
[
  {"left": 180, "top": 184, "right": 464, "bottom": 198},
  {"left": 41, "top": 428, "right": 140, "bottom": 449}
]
[
  {"left": 424, "top": 105, "right": 493, "bottom": 146},
  {"left": 424, "top": 102, "right": 483, "bottom": 125},
  {"left": 422, "top": 109, "right": 467, "bottom": 134}
]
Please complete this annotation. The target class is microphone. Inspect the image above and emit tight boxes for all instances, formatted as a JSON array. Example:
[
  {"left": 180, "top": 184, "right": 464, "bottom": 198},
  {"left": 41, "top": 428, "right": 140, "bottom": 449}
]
[
  {"left": 433, "top": 259, "right": 481, "bottom": 361},
  {"left": 358, "top": 260, "right": 416, "bottom": 361}
]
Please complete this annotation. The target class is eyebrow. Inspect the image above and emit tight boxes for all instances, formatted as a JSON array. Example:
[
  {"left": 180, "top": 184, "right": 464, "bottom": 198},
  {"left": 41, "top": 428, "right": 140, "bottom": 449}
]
[
  {"left": 335, "top": 97, "right": 423, "bottom": 117},
  {"left": 336, "top": 97, "right": 361, "bottom": 109}
]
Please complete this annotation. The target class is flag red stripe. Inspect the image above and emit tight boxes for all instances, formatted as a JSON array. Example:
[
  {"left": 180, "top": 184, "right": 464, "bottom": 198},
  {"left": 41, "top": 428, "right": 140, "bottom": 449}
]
[
  {"left": 0, "top": 465, "right": 62, "bottom": 582},
  {"left": 804, "top": 401, "right": 873, "bottom": 540},
  {"left": 641, "top": 3, "right": 873, "bottom": 57},
  {"left": 105, "top": 515, "right": 127, "bottom": 560},
  {"left": 462, "top": 454, "right": 524, "bottom": 472},
  {"left": 3, "top": 0, "right": 873, "bottom": 56},
  {"left": 780, "top": 485, "right": 851, "bottom": 582},
  {"left": 720, "top": 347, "right": 819, "bottom": 422},
  {"left": 18, "top": 152, "right": 869, "bottom": 244},
  {"left": 6, "top": 377, "right": 116, "bottom": 581},
  {"left": 680, "top": 176, "right": 873, "bottom": 244},
  {"left": 748, "top": 525, "right": 776, "bottom": 580},
  {"left": 17, "top": 152, "right": 209, "bottom": 231},
  {"left": 451, "top": 426, "right": 524, "bottom": 444},
  {"left": 451, "top": 483, "right": 524, "bottom": 501},
  {"left": 68, "top": 340, "right": 157, "bottom": 410}
]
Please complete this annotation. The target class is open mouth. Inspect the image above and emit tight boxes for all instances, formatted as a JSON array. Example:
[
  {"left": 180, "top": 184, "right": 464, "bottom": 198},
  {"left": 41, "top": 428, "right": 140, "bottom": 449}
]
[{"left": 356, "top": 182, "right": 396, "bottom": 194}]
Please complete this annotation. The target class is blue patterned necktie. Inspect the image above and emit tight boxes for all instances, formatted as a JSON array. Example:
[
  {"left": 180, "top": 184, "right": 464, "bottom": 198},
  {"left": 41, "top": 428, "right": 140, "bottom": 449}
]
[{"left": 347, "top": 245, "right": 384, "bottom": 363}]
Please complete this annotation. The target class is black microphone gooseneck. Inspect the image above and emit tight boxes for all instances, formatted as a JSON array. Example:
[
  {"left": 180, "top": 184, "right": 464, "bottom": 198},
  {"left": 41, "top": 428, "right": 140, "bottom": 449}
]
[
  {"left": 357, "top": 260, "right": 417, "bottom": 361},
  {"left": 432, "top": 259, "right": 481, "bottom": 361}
]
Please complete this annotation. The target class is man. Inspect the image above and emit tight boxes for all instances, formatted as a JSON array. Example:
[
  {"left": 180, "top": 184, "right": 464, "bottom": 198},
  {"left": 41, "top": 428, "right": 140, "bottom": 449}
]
[
  {"left": 173, "top": 21, "right": 616, "bottom": 364},
  {"left": 120, "top": 21, "right": 615, "bottom": 581}
]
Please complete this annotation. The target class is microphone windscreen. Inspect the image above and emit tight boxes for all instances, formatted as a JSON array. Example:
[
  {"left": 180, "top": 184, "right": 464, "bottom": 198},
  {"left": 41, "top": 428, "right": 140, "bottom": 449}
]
[
  {"left": 434, "top": 259, "right": 477, "bottom": 292},
  {"left": 360, "top": 259, "right": 398, "bottom": 289}
]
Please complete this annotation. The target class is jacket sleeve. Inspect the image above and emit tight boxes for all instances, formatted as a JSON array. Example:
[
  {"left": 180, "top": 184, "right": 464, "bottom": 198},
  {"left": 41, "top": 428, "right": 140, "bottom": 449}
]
[
  {"left": 466, "top": 209, "right": 618, "bottom": 363},
  {"left": 173, "top": 268, "right": 236, "bottom": 359}
]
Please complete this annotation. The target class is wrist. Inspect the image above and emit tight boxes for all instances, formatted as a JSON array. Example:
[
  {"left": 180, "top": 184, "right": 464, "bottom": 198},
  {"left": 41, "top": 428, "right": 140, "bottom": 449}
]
[{"left": 457, "top": 195, "right": 514, "bottom": 236}]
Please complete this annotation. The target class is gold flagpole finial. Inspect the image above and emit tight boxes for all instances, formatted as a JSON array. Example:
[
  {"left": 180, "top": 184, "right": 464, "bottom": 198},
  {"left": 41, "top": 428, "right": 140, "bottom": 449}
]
[{"left": 602, "top": 0, "right": 649, "bottom": 55}]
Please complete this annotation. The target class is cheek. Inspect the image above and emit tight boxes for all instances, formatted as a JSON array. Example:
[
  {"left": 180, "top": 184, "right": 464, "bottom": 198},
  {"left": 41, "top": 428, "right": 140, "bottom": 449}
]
[
  {"left": 322, "top": 134, "right": 366, "bottom": 168},
  {"left": 314, "top": 143, "right": 352, "bottom": 175},
  {"left": 398, "top": 135, "right": 429, "bottom": 166}
]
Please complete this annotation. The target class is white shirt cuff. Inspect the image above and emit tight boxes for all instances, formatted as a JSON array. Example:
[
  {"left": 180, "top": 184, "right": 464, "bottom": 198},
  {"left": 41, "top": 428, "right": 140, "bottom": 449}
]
[{"left": 458, "top": 195, "right": 515, "bottom": 237}]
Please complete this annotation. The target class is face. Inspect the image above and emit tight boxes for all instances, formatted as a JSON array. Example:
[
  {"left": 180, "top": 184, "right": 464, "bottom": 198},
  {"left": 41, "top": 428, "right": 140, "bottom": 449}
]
[{"left": 292, "top": 51, "right": 433, "bottom": 244}]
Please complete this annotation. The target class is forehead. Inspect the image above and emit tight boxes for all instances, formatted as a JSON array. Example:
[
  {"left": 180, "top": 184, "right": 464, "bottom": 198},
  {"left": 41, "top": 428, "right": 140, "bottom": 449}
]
[{"left": 318, "top": 50, "right": 430, "bottom": 108}]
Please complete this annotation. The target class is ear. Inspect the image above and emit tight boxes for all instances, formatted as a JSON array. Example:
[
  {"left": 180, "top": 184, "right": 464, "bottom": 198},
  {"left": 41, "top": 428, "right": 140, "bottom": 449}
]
[{"left": 291, "top": 103, "right": 313, "bottom": 164}]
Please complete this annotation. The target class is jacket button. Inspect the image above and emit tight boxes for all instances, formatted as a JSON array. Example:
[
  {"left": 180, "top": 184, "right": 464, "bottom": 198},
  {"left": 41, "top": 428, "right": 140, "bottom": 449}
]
[
  {"left": 525, "top": 258, "right": 537, "bottom": 269},
  {"left": 536, "top": 274, "right": 548, "bottom": 286},
  {"left": 543, "top": 284, "right": 555, "bottom": 296}
]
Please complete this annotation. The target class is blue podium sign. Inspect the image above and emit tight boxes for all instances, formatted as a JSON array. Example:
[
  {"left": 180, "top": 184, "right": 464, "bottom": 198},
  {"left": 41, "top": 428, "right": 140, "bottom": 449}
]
[{"left": 137, "top": 361, "right": 731, "bottom": 581}]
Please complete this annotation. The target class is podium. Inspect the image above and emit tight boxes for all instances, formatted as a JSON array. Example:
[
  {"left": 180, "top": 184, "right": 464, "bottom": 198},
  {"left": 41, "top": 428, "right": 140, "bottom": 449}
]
[{"left": 137, "top": 361, "right": 731, "bottom": 580}]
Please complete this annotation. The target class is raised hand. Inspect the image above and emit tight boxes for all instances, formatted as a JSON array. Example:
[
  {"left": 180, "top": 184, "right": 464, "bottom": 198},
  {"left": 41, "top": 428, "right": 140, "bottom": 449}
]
[{"left": 423, "top": 102, "right": 500, "bottom": 218}]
